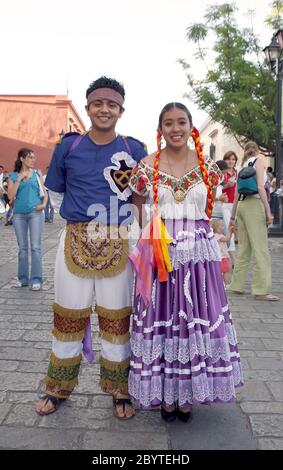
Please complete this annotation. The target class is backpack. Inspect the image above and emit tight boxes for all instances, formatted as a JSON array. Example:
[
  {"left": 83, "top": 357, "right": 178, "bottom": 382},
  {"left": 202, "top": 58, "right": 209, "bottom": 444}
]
[{"left": 237, "top": 158, "right": 258, "bottom": 201}]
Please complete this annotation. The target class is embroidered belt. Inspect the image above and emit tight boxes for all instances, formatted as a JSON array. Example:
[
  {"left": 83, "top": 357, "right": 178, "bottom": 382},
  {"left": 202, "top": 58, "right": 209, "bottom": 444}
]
[{"left": 64, "top": 222, "right": 129, "bottom": 278}]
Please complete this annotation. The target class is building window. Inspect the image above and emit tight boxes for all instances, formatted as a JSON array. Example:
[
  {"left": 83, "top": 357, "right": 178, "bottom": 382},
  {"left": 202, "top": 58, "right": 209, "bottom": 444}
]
[{"left": 209, "top": 143, "right": 216, "bottom": 160}]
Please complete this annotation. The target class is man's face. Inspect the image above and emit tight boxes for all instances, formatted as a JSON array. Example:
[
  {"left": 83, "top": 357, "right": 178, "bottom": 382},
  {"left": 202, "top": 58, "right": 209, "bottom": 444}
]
[
  {"left": 86, "top": 99, "right": 123, "bottom": 132},
  {"left": 0, "top": 167, "right": 3, "bottom": 174}
]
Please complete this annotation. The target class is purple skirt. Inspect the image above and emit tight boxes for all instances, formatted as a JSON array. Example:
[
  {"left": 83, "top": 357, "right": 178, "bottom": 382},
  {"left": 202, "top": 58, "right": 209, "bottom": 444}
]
[{"left": 129, "top": 219, "right": 243, "bottom": 409}]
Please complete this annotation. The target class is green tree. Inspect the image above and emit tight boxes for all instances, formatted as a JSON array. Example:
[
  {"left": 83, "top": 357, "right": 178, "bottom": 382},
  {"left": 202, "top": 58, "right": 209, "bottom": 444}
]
[
  {"left": 179, "top": 2, "right": 276, "bottom": 155},
  {"left": 265, "top": 0, "right": 283, "bottom": 30}
]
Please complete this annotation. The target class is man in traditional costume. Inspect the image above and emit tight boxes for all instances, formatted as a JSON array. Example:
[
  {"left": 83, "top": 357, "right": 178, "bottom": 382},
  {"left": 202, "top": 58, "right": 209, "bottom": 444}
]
[{"left": 35, "top": 76, "right": 147, "bottom": 419}]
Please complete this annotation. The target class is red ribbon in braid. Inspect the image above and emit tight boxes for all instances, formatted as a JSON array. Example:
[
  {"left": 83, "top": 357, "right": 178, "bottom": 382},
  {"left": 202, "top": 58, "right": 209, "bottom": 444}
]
[
  {"left": 191, "top": 126, "right": 214, "bottom": 218},
  {"left": 153, "top": 129, "right": 162, "bottom": 212}
]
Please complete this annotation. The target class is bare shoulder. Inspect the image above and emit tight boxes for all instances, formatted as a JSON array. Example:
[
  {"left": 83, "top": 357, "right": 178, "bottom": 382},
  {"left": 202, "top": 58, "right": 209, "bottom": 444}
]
[
  {"left": 142, "top": 152, "right": 156, "bottom": 167},
  {"left": 255, "top": 156, "right": 264, "bottom": 167}
]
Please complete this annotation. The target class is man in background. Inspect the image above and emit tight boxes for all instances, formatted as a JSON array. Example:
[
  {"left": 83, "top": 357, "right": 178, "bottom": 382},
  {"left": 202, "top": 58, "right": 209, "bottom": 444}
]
[{"left": 43, "top": 166, "right": 54, "bottom": 223}]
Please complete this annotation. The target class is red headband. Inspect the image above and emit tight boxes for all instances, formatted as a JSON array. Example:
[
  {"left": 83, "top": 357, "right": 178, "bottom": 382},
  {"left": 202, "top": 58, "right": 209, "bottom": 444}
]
[{"left": 87, "top": 88, "right": 124, "bottom": 107}]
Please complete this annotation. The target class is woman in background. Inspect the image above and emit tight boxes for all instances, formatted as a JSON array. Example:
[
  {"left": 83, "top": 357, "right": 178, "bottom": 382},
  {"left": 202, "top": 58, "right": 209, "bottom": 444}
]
[
  {"left": 7, "top": 148, "right": 47, "bottom": 290},
  {"left": 228, "top": 142, "right": 279, "bottom": 301},
  {"left": 222, "top": 151, "right": 238, "bottom": 267}
]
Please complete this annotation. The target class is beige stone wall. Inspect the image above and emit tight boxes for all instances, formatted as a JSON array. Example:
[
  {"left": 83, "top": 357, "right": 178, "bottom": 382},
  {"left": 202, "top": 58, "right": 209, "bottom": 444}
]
[{"left": 199, "top": 118, "right": 271, "bottom": 170}]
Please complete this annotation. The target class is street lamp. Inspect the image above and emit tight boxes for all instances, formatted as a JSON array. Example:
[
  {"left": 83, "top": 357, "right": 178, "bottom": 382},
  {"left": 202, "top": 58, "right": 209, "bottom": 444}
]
[{"left": 263, "top": 32, "right": 283, "bottom": 235}]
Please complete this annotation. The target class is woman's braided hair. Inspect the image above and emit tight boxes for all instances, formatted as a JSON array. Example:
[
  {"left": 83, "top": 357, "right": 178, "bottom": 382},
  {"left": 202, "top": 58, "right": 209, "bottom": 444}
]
[{"left": 153, "top": 103, "right": 214, "bottom": 217}]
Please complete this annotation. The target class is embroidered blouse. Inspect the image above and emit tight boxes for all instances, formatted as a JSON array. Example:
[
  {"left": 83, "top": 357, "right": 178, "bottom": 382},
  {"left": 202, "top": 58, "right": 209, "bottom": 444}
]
[{"left": 129, "top": 157, "right": 223, "bottom": 221}]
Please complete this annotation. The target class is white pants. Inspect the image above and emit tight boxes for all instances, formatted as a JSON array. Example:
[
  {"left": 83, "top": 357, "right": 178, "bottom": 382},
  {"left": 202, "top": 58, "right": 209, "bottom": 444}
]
[{"left": 45, "top": 229, "right": 133, "bottom": 398}]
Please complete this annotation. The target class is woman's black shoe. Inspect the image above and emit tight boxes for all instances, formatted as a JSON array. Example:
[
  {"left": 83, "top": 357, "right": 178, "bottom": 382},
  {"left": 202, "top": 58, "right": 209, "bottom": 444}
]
[
  {"left": 176, "top": 408, "right": 192, "bottom": 422},
  {"left": 160, "top": 406, "right": 176, "bottom": 422}
]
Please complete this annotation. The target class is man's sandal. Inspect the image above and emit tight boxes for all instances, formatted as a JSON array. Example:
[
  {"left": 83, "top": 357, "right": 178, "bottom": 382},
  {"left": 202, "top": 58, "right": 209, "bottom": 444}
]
[
  {"left": 113, "top": 397, "right": 135, "bottom": 420},
  {"left": 35, "top": 394, "right": 65, "bottom": 416}
]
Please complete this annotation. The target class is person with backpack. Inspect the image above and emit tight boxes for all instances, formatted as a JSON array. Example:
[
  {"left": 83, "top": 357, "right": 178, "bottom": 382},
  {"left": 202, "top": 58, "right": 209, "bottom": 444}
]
[
  {"left": 35, "top": 76, "right": 147, "bottom": 420},
  {"left": 7, "top": 149, "right": 47, "bottom": 289},
  {"left": 227, "top": 141, "right": 279, "bottom": 301}
]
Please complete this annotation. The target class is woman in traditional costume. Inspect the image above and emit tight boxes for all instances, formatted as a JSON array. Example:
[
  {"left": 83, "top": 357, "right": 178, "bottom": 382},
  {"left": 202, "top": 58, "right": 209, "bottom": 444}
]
[{"left": 128, "top": 103, "right": 243, "bottom": 422}]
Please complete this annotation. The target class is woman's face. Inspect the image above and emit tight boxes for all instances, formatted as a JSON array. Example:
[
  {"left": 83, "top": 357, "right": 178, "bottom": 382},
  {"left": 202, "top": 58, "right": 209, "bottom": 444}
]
[
  {"left": 21, "top": 152, "right": 36, "bottom": 170},
  {"left": 227, "top": 154, "right": 237, "bottom": 169},
  {"left": 160, "top": 107, "right": 192, "bottom": 149}
]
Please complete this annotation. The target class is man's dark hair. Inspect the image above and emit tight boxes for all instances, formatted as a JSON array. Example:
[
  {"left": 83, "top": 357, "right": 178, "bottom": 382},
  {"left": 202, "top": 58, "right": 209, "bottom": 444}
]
[
  {"left": 0, "top": 165, "right": 4, "bottom": 170},
  {"left": 267, "top": 166, "right": 273, "bottom": 172},
  {"left": 86, "top": 76, "right": 125, "bottom": 100},
  {"left": 216, "top": 159, "right": 229, "bottom": 171}
]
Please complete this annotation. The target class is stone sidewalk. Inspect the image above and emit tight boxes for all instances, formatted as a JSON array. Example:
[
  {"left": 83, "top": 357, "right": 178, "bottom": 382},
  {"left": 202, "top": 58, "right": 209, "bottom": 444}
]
[{"left": 0, "top": 217, "right": 282, "bottom": 450}]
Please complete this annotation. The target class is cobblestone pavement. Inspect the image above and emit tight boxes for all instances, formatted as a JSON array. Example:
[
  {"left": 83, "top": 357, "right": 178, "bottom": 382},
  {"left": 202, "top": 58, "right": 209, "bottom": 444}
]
[{"left": 0, "top": 216, "right": 282, "bottom": 450}]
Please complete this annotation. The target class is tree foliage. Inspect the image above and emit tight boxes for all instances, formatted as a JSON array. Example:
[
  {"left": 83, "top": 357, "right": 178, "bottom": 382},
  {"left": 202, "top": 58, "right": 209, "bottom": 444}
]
[
  {"left": 265, "top": 0, "right": 283, "bottom": 30},
  {"left": 179, "top": 2, "right": 277, "bottom": 155}
]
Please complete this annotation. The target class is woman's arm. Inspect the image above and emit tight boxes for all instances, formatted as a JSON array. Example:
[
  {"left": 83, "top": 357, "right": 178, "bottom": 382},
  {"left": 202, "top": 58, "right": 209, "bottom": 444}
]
[
  {"left": 222, "top": 180, "right": 235, "bottom": 190},
  {"left": 218, "top": 226, "right": 234, "bottom": 243},
  {"left": 222, "top": 171, "right": 237, "bottom": 190},
  {"left": 255, "top": 159, "right": 273, "bottom": 225},
  {"left": 132, "top": 193, "right": 146, "bottom": 228},
  {"left": 7, "top": 174, "right": 26, "bottom": 202}
]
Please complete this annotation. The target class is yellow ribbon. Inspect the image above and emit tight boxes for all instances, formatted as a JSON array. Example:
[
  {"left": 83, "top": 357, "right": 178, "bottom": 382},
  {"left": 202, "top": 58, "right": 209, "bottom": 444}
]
[{"left": 151, "top": 216, "right": 173, "bottom": 280}]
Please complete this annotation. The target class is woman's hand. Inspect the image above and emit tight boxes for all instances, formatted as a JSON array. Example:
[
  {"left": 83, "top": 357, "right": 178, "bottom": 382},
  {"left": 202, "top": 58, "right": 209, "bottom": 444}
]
[
  {"left": 229, "top": 218, "right": 236, "bottom": 231},
  {"left": 35, "top": 204, "right": 45, "bottom": 212},
  {"left": 266, "top": 212, "right": 274, "bottom": 225},
  {"left": 220, "top": 193, "right": 228, "bottom": 203}
]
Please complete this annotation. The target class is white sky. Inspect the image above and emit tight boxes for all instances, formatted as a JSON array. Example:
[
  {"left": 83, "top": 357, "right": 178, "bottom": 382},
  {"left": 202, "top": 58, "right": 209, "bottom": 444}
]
[{"left": 0, "top": 0, "right": 275, "bottom": 152}]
